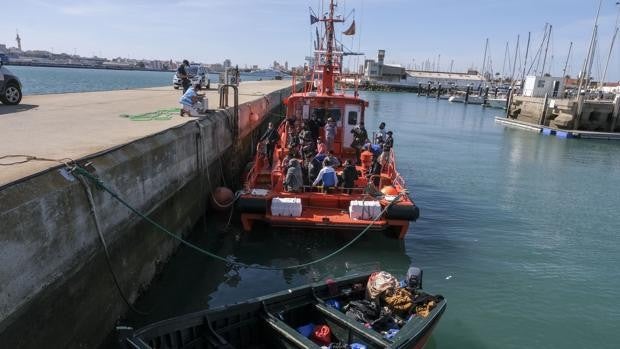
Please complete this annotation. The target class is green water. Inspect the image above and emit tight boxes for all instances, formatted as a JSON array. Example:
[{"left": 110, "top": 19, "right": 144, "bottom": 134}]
[{"left": 127, "top": 92, "right": 620, "bottom": 348}]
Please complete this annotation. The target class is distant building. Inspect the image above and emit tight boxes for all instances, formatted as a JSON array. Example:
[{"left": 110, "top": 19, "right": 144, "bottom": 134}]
[
  {"left": 0, "top": 44, "right": 7, "bottom": 54},
  {"left": 405, "top": 70, "right": 484, "bottom": 88},
  {"left": 364, "top": 50, "right": 406, "bottom": 82},
  {"left": 522, "top": 75, "right": 565, "bottom": 98}
]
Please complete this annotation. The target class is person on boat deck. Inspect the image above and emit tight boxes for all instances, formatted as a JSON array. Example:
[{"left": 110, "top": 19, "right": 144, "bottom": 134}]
[
  {"left": 324, "top": 117, "right": 337, "bottom": 152},
  {"left": 350, "top": 122, "right": 369, "bottom": 164},
  {"left": 283, "top": 159, "right": 303, "bottom": 192},
  {"left": 375, "top": 122, "right": 387, "bottom": 144},
  {"left": 299, "top": 123, "right": 312, "bottom": 147},
  {"left": 325, "top": 150, "right": 340, "bottom": 168},
  {"left": 259, "top": 122, "right": 279, "bottom": 169},
  {"left": 308, "top": 113, "right": 321, "bottom": 141},
  {"left": 341, "top": 159, "right": 359, "bottom": 194},
  {"left": 313, "top": 159, "right": 338, "bottom": 188},
  {"left": 378, "top": 148, "right": 390, "bottom": 169},
  {"left": 384, "top": 131, "right": 394, "bottom": 152},
  {"left": 314, "top": 149, "right": 327, "bottom": 164},
  {"left": 179, "top": 83, "right": 204, "bottom": 117},
  {"left": 368, "top": 156, "right": 382, "bottom": 187},
  {"left": 306, "top": 152, "right": 322, "bottom": 185},
  {"left": 364, "top": 142, "right": 382, "bottom": 158},
  {"left": 317, "top": 138, "right": 327, "bottom": 155}
]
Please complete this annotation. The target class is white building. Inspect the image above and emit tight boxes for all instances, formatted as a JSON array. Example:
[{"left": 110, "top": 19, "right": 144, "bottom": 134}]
[
  {"left": 522, "top": 76, "right": 565, "bottom": 97},
  {"left": 405, "top": 70, "right": 484, "bottom": 88}
]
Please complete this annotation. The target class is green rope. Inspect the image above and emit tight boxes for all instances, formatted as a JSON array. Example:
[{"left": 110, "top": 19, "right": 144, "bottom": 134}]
[
  {"left": 121, "top": 108, "right": 180, "bottom": 121},
  {"left": 72, "top": 165, "right": 403, "bottom": 271}
]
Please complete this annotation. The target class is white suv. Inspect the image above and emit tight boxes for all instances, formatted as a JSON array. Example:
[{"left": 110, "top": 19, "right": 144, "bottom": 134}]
[{"left": 173, "top": 65, "right": 210, "bottom": 89}]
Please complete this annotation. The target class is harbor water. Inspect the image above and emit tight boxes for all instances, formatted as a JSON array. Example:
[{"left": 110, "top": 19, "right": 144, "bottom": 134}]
[
  {"left": 126, "top": 91, "right": 620, "bottom": 348},
  {"left": 7, "top": 66, "right": 270, "bottom": 95},
  {"left": 7, "top": 68, "right": 619, "bottom": 348}
]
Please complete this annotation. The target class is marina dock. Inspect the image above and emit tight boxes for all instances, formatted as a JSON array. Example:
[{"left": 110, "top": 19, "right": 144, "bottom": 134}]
[{"left": 0, "top": 81, "right": 295, "bottom": 348}]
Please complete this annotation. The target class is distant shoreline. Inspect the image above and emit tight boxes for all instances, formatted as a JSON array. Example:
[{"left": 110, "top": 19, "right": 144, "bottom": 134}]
[{"left": 5, "top": 62, "right": 175, "bottom": 73}]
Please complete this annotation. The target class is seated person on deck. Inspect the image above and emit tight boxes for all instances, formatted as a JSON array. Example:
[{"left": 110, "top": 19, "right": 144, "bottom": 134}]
[{"left": 312, "top": 159, "right": 338, "bottom": 189}]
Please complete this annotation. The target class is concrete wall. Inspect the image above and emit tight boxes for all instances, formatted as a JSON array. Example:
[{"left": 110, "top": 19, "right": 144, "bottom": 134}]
[
  {"left": 0, "top": 85, "right": 291, "bottom": 348},
  {"left": 508, "top": 95, "right": 618, "bottom": 131}
]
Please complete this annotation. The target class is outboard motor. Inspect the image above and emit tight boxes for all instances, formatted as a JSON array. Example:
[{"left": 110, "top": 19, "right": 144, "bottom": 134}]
[{"left": 406, "top": 266, "right": 423, "bottom": 290}]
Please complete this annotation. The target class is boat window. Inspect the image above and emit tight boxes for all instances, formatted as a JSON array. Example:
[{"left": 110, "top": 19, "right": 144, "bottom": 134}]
[
  {"left": 312, "top": 108, "right": 341, "bottom": 123},
  {"left": 348, "top": 111, "right": 358, "bottom": 125}
]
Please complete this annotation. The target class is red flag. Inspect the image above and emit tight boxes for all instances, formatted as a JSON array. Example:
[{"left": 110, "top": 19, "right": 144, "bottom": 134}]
[{"left": 343, "top": 20, "right": 356, "bottom": 35}]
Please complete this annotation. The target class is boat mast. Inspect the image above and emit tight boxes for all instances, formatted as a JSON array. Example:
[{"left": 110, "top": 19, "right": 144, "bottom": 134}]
[
  {"left": 576, "top": 0, "right": 603, "bottom": 130},
  {"left": 320, "top": 0, "right": 344, "bottom": 96},
  {"left": 510, "top": 35, "right": 520, "bottom": 82},
  {"left": 541, "top": 24, "right": 552, "bottom": 76},
  {"left": 599, "top": 3, "right": 620, "bottom": 91},
  {"left": 562, "top": 41, "right": 573, "bottom": 78},
  {"left": 481, "top": 38, "right": 488, "bottom": 84},
  {"left": 521, "top": 32, "right": 531, "bottom": 87}
]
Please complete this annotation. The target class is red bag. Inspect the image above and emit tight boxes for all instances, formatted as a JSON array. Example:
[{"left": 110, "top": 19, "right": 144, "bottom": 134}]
[{"left": 312, "top": 324, "right": 332, "bottom": 345}]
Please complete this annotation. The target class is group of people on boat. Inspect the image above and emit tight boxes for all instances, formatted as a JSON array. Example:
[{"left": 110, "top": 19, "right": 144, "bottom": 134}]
[{"left": 258, "top": 115, "right": 396, "bottom": 194}]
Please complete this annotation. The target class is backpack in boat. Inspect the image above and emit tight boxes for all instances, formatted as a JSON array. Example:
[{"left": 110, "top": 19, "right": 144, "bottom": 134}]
[{"left": 344, "top": 299, "right": 381, "bottom": 323}]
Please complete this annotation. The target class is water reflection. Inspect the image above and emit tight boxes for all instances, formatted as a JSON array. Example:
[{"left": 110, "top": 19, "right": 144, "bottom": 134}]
[{"left": 126, "top": 216, "right": 411, "bottom": 327}]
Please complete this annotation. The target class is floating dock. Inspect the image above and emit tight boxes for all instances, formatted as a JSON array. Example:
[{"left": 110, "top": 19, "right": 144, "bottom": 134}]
[
  {"left": 0, "top": 81, "right": 295, "bottom": 348},
  {"left": 494, "top": 116, "right": 620, "bottom": 140}
]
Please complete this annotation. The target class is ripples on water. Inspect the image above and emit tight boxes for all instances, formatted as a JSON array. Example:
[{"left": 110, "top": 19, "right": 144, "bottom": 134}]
[{"left": 111, "top": 87, "right": 620, "bottom": 348}]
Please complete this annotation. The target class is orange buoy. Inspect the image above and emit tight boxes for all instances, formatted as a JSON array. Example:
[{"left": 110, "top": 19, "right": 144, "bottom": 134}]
[
  {"left": 211, "top": 187, "right": 234, "bottom": 211},
  {"left": 381, "top": 185, "right": 399, "bottom": 196}
]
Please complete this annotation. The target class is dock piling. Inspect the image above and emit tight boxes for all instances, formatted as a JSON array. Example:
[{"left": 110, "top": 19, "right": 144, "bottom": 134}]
[{"left": 465, "top": 86, "right": 471, "bottom": 104}]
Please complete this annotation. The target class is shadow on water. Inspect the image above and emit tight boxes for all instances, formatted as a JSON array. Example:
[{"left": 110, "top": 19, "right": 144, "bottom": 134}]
[
  {"left": 123, "top": 214, "right": 412, "bottom": 330},
  {"left": 0, "top": 104, "right": 38, "bottom": 115}
]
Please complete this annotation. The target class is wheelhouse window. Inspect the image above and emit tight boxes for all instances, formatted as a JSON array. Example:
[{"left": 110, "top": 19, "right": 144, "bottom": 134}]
[
  {"left": 312, "top": 108, "right": 342, "bottom": 124},
  {"left": 347, "top": 111, "right": 358, "bottom": 125}
]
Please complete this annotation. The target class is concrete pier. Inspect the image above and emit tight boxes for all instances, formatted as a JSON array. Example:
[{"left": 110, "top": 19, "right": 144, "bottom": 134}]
[{"left": 0, "top": 81, "right": 294, "bottom": 347}]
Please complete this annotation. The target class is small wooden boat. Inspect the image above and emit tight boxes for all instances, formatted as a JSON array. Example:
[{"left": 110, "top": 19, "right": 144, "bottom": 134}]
[{"left": 118, "top": 271, "right": 446, "bottom": 349}]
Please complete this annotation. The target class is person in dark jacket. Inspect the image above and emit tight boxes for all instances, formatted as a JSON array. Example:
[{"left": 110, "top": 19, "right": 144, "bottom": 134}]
[
  {"left": 177, "top": 60, "right": 191, "bottom": 94},
  {"left": 306, "top": 153, "right": 322, "bottom": 185},
  {"left": 259, "top": 122, "right": 279, "bottom": 168},
  {"left": 341, "top": 160, "right": 359, "bottom": 194},
  {"left": 368, "top": 156, "right": 382, "bottom": 187},
  {"left": 307, "top": 114, "right": 321, "bottom": 141},
  {"left": 384, "top": 131, "right": 394, "bottom": 151},
  {"left": 351, "top": 122, "right": 369, "bottom": 164}
]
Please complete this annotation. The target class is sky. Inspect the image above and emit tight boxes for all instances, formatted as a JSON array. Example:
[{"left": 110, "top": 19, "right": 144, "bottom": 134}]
[{"left": 1, "top": 0, "right": 619, "bottom": 80}]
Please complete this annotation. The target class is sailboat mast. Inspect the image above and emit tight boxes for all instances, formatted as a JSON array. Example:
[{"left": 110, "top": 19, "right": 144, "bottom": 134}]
[
  {"left": 521, "top": 32, "right": 531, "bottom": 87},
  {"left": 600, "top": 3, "right": 620, "bottom": 90},
  {"left": 576, "top": 0, "right": 604, "bottom": 130},
  {"left": 511, "top": 35, "right": 520, "bottom": 82},
  {"left": 541, "top": 24, "right": 552, "bottom": 76},
  {"left": 481, "top": 38, "right": 488, "bottom": 83},
  {"left": 562, "top": 41, "right": 573, "bottom": 78}
]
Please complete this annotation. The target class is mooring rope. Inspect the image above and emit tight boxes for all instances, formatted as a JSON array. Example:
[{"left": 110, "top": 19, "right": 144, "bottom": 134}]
[
  {"left": 76, "top": 174, "right": 150, "bottom": 315},
  {"left": 70, "top": 165, "right": 403, "bottom": 271},
  {"left": 1, "top": 154, "right": 404, "bottom": 271}
]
